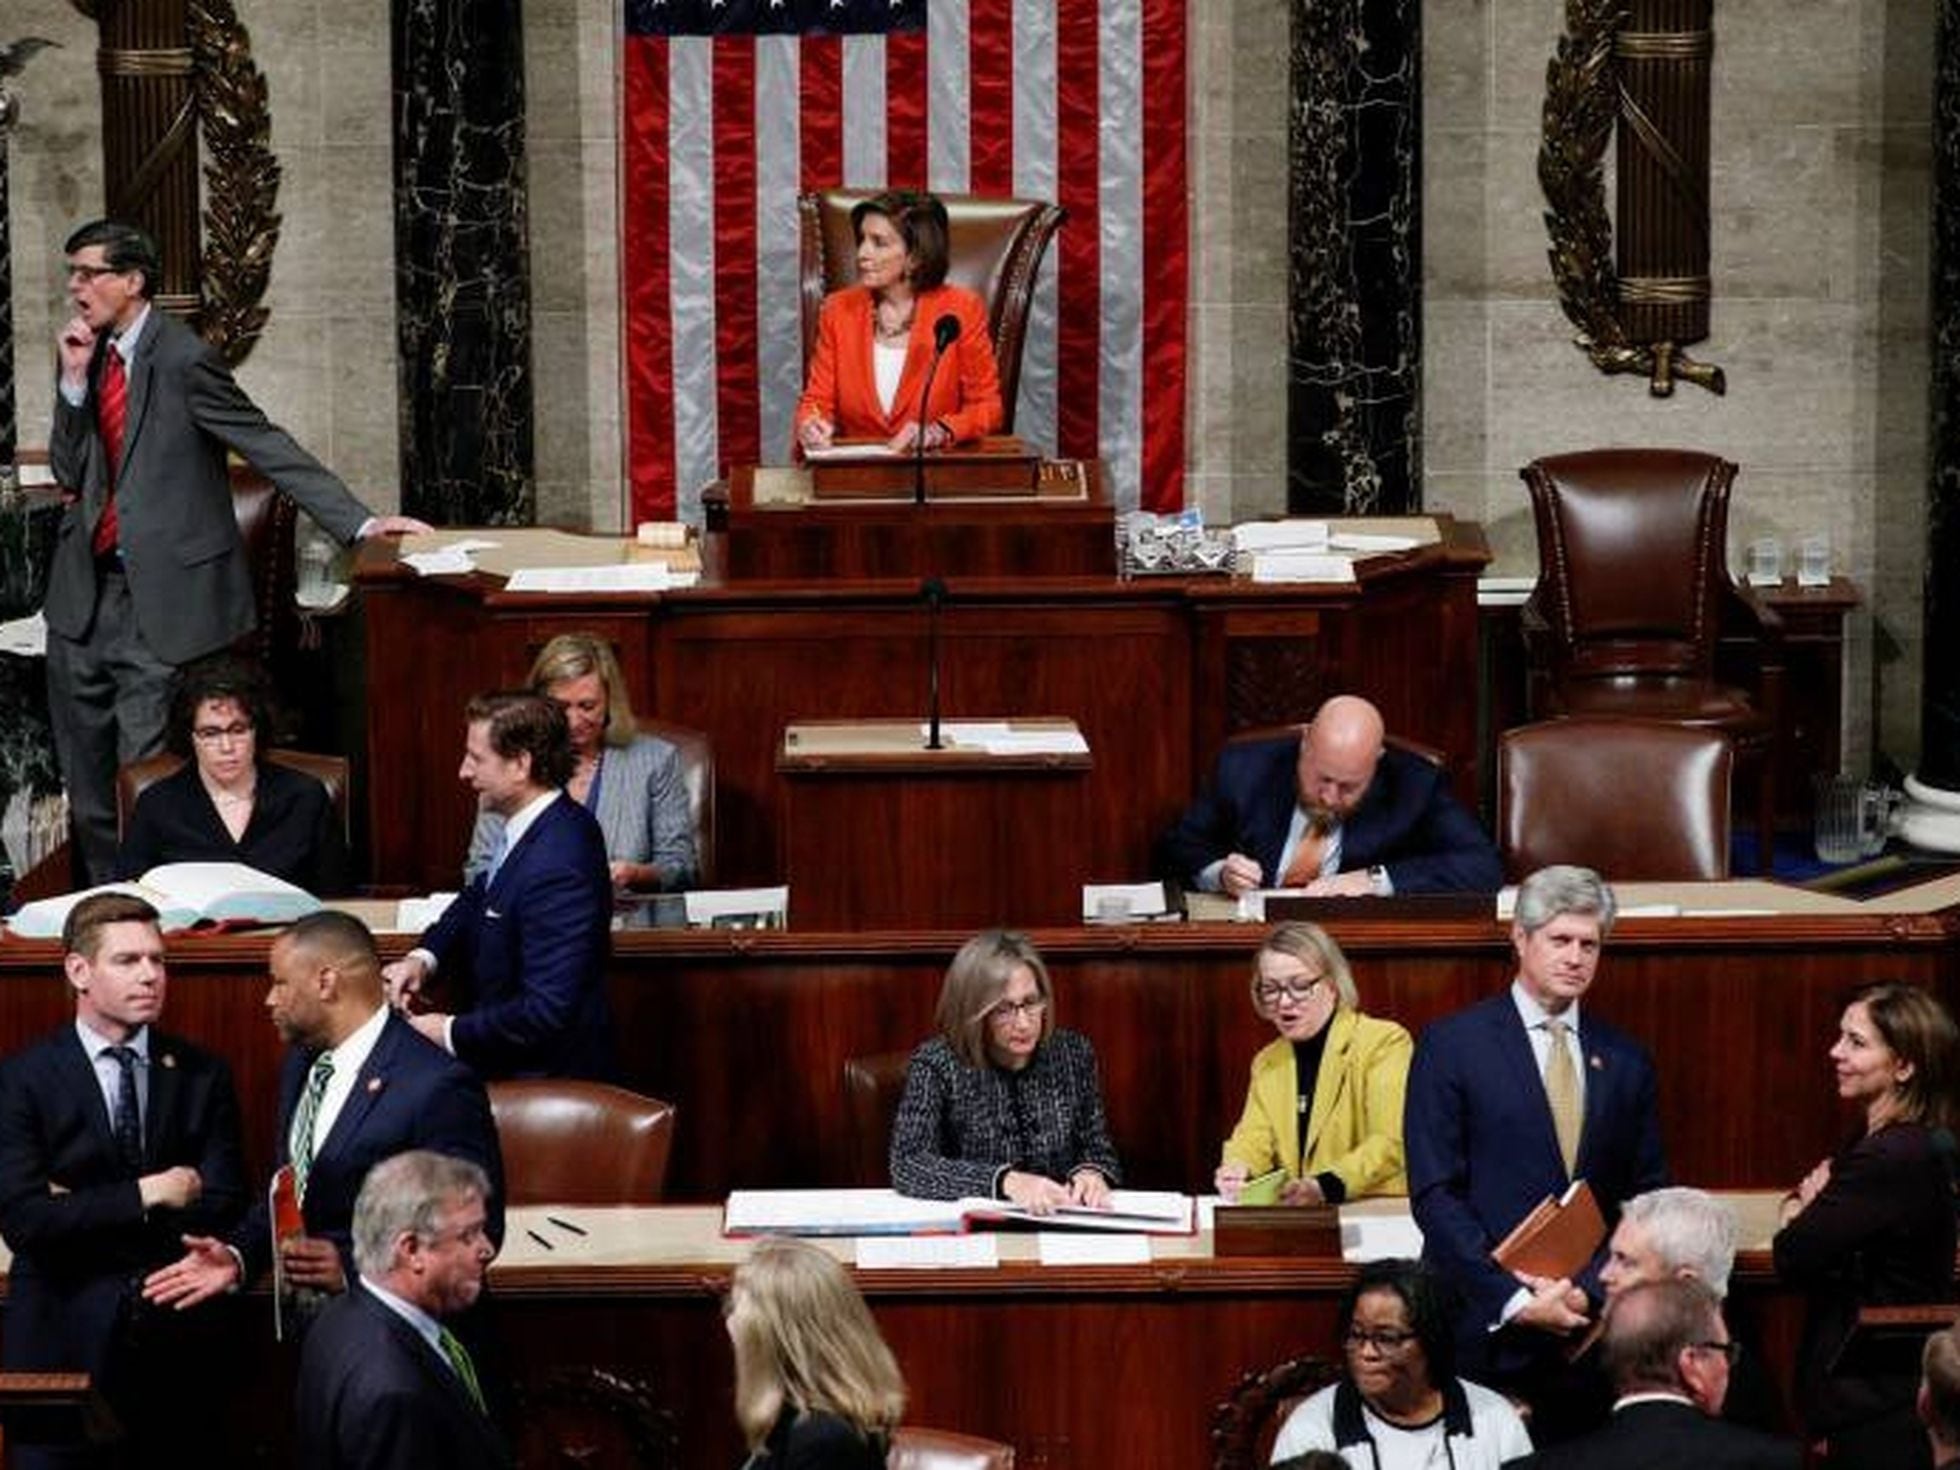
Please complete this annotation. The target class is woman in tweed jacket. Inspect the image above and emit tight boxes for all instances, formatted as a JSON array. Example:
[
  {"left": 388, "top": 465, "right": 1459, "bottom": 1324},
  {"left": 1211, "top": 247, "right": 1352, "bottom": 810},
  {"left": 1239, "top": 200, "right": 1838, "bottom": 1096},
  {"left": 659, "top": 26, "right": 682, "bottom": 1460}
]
[{"left": 889, "top": 930, "right": 1122, "bottom": 1212}]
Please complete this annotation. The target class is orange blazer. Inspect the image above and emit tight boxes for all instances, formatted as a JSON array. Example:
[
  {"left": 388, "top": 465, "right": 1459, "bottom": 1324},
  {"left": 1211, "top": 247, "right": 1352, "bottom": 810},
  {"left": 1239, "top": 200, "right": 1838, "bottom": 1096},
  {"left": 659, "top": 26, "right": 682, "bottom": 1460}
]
[{"left": 795, "top": 283, "right": 1004, "bottom": 447}]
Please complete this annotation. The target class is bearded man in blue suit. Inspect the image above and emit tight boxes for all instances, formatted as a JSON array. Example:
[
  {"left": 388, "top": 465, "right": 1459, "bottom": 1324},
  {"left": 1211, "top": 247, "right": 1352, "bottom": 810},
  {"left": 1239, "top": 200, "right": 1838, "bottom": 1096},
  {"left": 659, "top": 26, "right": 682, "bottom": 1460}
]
[
  {"left": 384, "top": 692, "right": 615, "bottom": 1081},
  {"left": 1154, "top": 694, "right": 1502, "bottom": 898},
  {"left": 1404, "top": 865, "right": 1668, "bottom": 1422}
]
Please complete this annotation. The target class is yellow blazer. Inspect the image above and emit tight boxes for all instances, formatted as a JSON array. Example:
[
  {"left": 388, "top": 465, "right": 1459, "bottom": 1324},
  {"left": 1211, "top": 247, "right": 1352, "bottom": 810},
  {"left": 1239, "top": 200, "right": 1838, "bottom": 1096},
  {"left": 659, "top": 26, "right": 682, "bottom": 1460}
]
[{"left": 1220, "top": 1008, "right": 1412, "bottom": 1198}]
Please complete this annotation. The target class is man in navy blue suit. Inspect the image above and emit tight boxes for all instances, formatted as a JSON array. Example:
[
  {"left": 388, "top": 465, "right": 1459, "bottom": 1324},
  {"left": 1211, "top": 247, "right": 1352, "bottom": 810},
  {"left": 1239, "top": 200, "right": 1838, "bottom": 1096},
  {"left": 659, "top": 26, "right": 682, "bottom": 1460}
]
[
  {"left": 0, "top": 893, "right": 247, "bottom": 1468},
  {"left": 142, "top": 911, "right": 502, "bottom": 1313},
  {"left": 1404, "top": 865, "right": 1667, "bottom": 1410},
  {"left": 383, "top": 693, "right": 615, "bottom": 1081},
  {"left": 1154, "top": 694, "right": 1502, "bottom": 897},
  {"left": 296, "top": 1150, "right": 511, "bottom": 1469}
]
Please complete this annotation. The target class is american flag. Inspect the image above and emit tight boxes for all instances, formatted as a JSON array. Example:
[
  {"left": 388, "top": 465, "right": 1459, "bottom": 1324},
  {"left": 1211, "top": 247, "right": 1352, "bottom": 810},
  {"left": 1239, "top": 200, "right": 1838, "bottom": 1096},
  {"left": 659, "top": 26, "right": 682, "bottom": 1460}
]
[{"left": 621, "top": 0, "right": 1188, "bottom": 523}]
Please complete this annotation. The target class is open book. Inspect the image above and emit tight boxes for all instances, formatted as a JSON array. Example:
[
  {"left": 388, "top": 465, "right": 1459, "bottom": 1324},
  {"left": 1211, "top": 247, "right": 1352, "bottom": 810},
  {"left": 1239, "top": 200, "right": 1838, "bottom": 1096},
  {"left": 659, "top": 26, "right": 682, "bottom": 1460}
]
[
  {"left": 6, "top": 862, "right": 321, "bottom": 939},
  {"left": 724, "top": 1187, "right": 1194, "bottom": 1238}
]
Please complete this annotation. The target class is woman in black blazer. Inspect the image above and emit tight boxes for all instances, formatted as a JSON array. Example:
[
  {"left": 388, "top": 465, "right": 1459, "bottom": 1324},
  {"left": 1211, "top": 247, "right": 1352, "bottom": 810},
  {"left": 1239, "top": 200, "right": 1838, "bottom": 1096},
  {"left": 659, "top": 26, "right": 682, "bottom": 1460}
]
[
  {"left": 727, "top": 1236, "right": 906, "bottom": 1470},
  {"left": 1773, "top": 982, "right": 1958, "bottom": 1469}
]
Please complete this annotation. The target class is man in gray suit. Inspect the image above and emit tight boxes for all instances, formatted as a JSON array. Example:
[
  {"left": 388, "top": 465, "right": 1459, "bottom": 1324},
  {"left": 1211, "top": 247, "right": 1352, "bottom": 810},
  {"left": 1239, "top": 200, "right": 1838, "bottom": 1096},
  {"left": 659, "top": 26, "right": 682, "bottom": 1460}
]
[{"left": 47, "top": 219, "right": 428, "bottom": 882}]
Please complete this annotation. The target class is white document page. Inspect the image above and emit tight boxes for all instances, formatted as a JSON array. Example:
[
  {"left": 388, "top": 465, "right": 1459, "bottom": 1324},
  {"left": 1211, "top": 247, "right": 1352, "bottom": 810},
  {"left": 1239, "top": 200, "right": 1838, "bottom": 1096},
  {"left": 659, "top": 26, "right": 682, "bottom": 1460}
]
[
  {"left": 856, "top": 1236, "right": 1000, "bottom": 1269},
  {"left": 1037, "top": 1233, "right": 1152, "bottom": 1266}
]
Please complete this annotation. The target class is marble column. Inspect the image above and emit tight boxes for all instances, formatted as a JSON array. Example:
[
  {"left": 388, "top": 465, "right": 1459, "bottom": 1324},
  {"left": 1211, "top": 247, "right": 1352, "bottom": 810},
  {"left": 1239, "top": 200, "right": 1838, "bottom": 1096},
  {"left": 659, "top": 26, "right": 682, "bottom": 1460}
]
[
  {"left": 1926, "top": 1, "right": 1960, "bottom": 789},
  {"left": 1286, "top": 0, "right": 1421, "bottom": 515},
  {"left": 0, "top": 37, "right": 61, "bottom": 472},
  {"left": 392, "top": 0, "right": 536, "bottom": 526}
]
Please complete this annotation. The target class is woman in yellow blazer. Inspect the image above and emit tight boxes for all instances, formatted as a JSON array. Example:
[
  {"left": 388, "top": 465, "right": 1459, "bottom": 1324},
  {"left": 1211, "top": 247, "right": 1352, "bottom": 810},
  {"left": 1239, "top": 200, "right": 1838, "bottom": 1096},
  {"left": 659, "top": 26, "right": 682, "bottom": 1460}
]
[{"left": 1215, "top": 922, "right": 1412, "bottom": 1203}]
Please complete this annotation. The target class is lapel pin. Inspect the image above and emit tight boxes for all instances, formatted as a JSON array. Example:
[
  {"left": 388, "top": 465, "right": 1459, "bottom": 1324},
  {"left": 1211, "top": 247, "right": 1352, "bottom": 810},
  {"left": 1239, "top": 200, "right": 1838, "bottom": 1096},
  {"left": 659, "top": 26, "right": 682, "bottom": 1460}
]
[
  {"left": 160, "top": 1053, "right": 177, "bottom": 1069},
  {"left": 366, "top": 1077, "right": 384, "bottom": 1094},
  {"left": 1589, "top": 1054, "right": 1604, "bottom": 1070}
]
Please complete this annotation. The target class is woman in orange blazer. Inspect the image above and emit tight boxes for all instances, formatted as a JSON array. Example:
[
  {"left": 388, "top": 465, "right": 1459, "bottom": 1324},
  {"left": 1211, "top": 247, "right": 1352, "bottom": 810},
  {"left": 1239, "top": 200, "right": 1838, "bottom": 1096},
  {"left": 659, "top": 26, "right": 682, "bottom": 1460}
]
[{"left": 795, "top": 190, "right": 1005, "bottom": 454}]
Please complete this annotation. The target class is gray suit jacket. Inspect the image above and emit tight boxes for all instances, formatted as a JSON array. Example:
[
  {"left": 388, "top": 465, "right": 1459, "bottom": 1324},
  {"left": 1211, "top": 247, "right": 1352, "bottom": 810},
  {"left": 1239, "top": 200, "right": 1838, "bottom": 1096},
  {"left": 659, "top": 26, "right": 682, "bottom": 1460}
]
[
  {"left": 46, "top": 309, "right": 373, "bottom": 664},
  {"left": 465, "top": 733, "right": 698, "bottom": 890}
]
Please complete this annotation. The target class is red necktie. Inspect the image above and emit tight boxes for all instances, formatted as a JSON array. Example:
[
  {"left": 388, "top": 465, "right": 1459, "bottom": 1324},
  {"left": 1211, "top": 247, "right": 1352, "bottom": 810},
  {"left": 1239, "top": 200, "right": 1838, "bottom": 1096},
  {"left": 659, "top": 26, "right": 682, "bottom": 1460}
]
[{"left": 91, "top": 343, "right": 127, "bottom": 557}]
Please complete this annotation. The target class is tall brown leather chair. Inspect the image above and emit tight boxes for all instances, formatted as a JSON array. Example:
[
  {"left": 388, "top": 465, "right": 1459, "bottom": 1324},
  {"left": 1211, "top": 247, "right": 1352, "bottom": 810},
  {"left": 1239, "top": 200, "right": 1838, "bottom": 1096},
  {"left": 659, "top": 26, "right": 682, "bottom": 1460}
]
[
  {"left": 115, "top": 748, "right": 351, "bottom": 846},
  {"left": 1209, "top": 1355, "right": 1341, "bottom": 1470},
  {"left": 637, "top": 716, "right": 716, "bottom": 887},
  {"left": 1520, "top": 449, "right": 1783, "bottom": 871},
  {"left": 799, "top": 190, "right": 1065, "bottom": 432},
  {"left": 841, "top": 1051, "right": 913, "bottom": 1187},
  {"left": 228, "top": 466, "right": 300, "bottom": 677},
  {"left": 1497, "top": 719, "right": 1733, "bottom": 882},
  {"left": 488, "top": 1080, "right": 676, "bottom": 1205},
  {"left": 889, "top": 1427, "right": 1016, "bottom": 1470}
]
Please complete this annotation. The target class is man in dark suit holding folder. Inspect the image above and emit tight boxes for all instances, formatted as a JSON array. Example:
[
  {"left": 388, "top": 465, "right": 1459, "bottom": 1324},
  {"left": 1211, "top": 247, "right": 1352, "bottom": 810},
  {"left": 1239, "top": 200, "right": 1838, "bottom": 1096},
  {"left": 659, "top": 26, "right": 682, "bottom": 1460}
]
[{"left": 1404, "top": 864, "right": 1668, "bottom": 1417}]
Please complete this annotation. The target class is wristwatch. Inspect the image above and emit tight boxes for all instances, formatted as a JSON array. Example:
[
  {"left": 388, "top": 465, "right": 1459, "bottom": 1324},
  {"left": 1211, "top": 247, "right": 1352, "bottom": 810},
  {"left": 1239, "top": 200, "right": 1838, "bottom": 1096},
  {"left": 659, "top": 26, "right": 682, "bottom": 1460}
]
[{"left": 1368, "top": 865, "right": 1391, "bottom": 896}]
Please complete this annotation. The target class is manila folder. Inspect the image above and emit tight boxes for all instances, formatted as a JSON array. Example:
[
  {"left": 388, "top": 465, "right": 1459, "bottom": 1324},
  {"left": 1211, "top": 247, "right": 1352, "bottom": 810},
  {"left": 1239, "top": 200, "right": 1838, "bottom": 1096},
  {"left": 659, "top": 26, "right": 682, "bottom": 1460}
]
[{"left": 1490, "top": 1179, "right": 1606, "bottom": 1280}]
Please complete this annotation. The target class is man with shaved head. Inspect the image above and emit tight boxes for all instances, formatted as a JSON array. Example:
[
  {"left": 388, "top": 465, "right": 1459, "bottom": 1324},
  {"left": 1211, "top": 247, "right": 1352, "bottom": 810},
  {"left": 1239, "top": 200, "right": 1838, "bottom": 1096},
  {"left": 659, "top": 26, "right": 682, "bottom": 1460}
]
[
  {"left": 1155, "top": 693, "right": 1502, "bottom": 897},
  {"left": 144, "top": 911, "right": 502, "bottom": 1317}
]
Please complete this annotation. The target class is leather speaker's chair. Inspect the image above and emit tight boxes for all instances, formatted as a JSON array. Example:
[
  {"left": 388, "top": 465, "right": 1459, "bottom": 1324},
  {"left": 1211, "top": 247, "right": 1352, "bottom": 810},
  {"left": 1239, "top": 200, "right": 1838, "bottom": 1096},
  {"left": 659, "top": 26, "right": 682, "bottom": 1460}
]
[
  {"left": 637, "top": 716, "right": 716, "bottom": 887},
  {"left": 228, "top": 466, "right": 300, "bottom": 677},
  {"left": 488, "top": 1080, "right": 676, "bottom": 1205},
  {"left": 513, "top": 1365, "right": 678, "bottom": 1469},
  {"left": 799, "top": 190, "right": 1065, "bottom": 432},
  {"left": 1209, "top": 1355, "right": 1341, "bottom": 1470},
  {"left": 842, "top": 1050, "right": 912, "bottom": 1187},
  {"left": 115, "top": 749, "right": 351, "bottom": 846},
  {"left": 1520, "top": 449, "right": 1783, "bottom": 871},
  {"left": 889, "top": 1427, "right": 1015, "bottom": 1470},
  {"left": 1497, "top": 719, "right": 1733, "bottom": 882},
  {"left": 1226, "top": 723, "right": 1448, "bottom": 773}
]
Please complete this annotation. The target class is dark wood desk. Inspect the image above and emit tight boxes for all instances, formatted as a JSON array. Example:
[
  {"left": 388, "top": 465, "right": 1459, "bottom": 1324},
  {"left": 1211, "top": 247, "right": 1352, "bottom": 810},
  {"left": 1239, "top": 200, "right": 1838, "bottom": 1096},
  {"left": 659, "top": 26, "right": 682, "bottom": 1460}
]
[
  {"left": 352, "top": 519, "right": 1490, "bottom": 894},
  {"left": 4, "top": 893, "right": 1951, "bottom": 1199}
]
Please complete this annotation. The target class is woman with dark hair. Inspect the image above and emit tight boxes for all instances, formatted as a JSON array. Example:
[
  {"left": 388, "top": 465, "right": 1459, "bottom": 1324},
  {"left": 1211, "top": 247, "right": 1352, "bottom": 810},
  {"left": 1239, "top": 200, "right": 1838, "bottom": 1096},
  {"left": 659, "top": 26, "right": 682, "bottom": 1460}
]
[
  {"left": 727, "top": 1236, "right": 906, "bottom": 1469},
  {"left": 116, "top": 657, "right": 348, "bottom": 893},
  {"left": 1773, "top": 982, "right": 1959, "bottom": 1469},
  {"left": 1270, "top": 1258, "right": 1533, "bottom": 1468},
  {"left": 889, "top": 929, "right": 1120, "bottom": 1212},
  {"left": 794, "top": 189, "right": 1004, "bottom": 454}
]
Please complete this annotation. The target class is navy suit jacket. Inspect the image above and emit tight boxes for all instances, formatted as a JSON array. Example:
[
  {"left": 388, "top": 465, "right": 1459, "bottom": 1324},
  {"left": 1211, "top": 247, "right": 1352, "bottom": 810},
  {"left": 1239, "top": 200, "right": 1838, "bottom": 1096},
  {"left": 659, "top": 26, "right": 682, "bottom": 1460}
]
[
  {"left": 1512, "top": 1398, "right": 1800, "bottom": 1470},
  {"left": 0, "top": 1025, "right": 246, "bottom": 1380},
  {"left": 295, "top": 1284, "right": 511, "bottom": 1470},
  {"left": 421, "top": 793, "right": 615, "bottom": 1080},
  {"left": 231, "top": 1011, "right": 504, "bottom": 1284},
  {"left": 1404, "top": 991, "right": 1667, "bottom": 1372},
  {"left": 1154, "top": 737, "right": 1503, "bottom": 894}
]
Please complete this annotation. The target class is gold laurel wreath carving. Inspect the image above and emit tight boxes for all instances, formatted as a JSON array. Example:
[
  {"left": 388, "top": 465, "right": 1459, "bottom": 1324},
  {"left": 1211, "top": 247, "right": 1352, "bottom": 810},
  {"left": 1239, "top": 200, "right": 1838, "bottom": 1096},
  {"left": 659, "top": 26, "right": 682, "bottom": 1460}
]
[
  {"left": 188, "top": 0, "right": 281, "bottom": 366},
  {"left": 1538, "top": 0, "right": 1725, "bottom": 396}
]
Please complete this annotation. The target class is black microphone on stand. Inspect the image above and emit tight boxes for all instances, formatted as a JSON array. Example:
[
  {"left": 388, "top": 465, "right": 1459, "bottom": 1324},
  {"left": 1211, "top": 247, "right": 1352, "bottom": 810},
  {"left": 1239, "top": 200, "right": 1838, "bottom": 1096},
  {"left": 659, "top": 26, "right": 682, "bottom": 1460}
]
[
  {"left": 922, "top": 575, "right": 947, "bottom": 750},
  {"left": 912, "top": 314, "right": 962, "bottom": 506}
]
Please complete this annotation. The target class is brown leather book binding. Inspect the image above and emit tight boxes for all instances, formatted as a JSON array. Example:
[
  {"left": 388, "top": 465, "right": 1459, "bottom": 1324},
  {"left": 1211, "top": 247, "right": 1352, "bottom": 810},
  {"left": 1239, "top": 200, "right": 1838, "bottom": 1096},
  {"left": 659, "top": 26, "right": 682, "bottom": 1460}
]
[{"left": 1490, "top": 1179, "right": 1606, "bottom": 1280}]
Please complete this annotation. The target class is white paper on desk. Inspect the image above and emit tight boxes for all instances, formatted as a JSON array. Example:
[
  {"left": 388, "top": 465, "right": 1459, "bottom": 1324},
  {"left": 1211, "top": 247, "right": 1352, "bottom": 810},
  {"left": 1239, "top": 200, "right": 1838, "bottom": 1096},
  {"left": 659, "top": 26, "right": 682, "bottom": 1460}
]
[
  {"left": 930, "top": 721, "right": 1015, "bottom": 743},
  {"left": 1330, "top": 531, "right": 1420, "bottom": 554},
  {"left": 804, "top": 443, "right": 898, "bottom": 460},
  {"left": 392, "top": 893, "right": 458, "bottom": 933},
  {"left": 1250, "top": 550, "right": 1357, "bottom": 585},
  {"left": 856, "top": 1235, "right": 999, "bottom": 1269},
  {"left": 1082, "top": 881, "right": 1169, "bottom": 921},
  {"left": 505, "top": 564, "right": 685, "bottom": 593},
  {"left": 1233, "top": 520, "right": 1329, "bottom": 553},
  {"left": 980, "top": 729, "right": 1089, "bottom": 756},
  {"left": 15, "top": 462, "right": 56, "bottom": 487},
  {"left": 725, "top": 1188, "right": 965, "bottom": 1236},
  {"left": 1037, "top": 1232, "right": 1151, "bottom": 1266},
  {"left": 1236, "top": 888, "right": 1308, "bottom": 923},
  {"left": 684, "top": 886, "right": 789, "bottom": 927},
  {"left": 0, "top": 612, "right": 47, "bottom": 657},
  {"left": 403, "top": 547, "right": 481, "bottom": 576},
  {"left": 1342, "top": 1212, "right": 1425, "bottom": 1262}
]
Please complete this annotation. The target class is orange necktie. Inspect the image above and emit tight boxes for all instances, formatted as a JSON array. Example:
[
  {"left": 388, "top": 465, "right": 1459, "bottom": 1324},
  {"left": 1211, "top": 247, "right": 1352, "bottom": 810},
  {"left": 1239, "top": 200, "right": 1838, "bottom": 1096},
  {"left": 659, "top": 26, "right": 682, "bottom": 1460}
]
[{"left": 1279, "top": 826, "right": 1329, "bottom": 888}]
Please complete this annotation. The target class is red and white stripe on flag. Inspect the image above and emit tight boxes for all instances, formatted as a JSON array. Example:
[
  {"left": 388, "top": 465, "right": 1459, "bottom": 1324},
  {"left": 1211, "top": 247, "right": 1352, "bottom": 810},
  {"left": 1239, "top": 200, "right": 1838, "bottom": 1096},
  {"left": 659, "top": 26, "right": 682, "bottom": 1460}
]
[{"left": 621, "top": 0, "right": 1187, "bottom": 524}]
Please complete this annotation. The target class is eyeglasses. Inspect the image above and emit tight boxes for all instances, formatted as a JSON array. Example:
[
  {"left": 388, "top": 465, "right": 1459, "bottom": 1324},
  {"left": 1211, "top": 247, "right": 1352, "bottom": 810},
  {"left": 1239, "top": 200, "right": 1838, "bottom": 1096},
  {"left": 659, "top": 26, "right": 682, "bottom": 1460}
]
[
  {"left": 64, "top": 262, "right": 127, "bottom": 282},
  {"left": 192, "top": 722, "right": 254, "bottom": 745},
  {"left": 987, "top": 996, "right": 1047, "bottom": 1025},
  {"left": 421, "top": 1220, "right": 489, "bottom": 1248},
  {"left": 1256, "top": 977, "right": 1327, "bottom": 1007},
  {"left": 1343, "top": 1327, "right": 1418, "bottom": 1354},
  {"left": 1690, "top": 1340, "right": 1741, "bottom": 1365}
]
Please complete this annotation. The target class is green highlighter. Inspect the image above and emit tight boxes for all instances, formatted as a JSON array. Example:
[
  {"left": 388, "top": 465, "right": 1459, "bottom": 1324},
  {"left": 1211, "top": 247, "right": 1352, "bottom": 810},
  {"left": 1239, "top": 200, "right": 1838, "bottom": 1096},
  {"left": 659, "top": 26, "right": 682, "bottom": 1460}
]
[{"left": 1236, "top": 1168, "right": 1288, "bottom": 1206}]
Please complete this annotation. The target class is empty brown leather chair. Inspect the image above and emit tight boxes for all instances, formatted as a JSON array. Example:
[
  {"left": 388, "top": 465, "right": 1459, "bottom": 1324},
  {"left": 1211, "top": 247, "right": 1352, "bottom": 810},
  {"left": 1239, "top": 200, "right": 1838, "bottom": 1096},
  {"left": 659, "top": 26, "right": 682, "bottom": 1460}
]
[
  {"left": 1520, "top": 448, "right": 1783, "bottom": 870},
  {"left": 800, "top": 190, "right": 1065, "bottom": 433},
  {"left": 116, "top": 748, "right": 351, "bottom": 847},
  {"left": 488, "top": 1080, "right": 676, "bottom": 1205},
  {"left": 1208, "top": 1355, "right": 1341, "bottom": 1470},
  {"left": 889, "top": 1427, "right": 1015, "bottom": 1470},
  {"left": 637, "top": 715, "right": 716, "bottom": 887},
  {"left": 1498, "top": 719, "right": 1733, "bottom": 882},
  {"left": 841, "top": 1051, "right": 913, "bottom": 1187}
]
